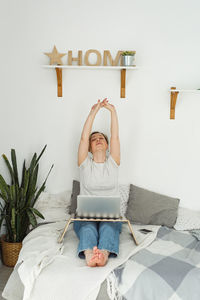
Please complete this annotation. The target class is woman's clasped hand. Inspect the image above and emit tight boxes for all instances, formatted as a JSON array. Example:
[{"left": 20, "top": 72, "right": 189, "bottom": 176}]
[{"left": 91, "top": 98, "right": 116, "bottom": 113}]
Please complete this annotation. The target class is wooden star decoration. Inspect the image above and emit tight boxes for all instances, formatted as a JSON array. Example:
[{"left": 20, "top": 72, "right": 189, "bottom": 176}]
[{"left": 44, "top": 45, "right": 66, "bottom": 65}]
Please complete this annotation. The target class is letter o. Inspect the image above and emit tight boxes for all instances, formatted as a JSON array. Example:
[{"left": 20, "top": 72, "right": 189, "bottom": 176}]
[{"left": 84, "top": 49, "right": 101, "bottom": 66}]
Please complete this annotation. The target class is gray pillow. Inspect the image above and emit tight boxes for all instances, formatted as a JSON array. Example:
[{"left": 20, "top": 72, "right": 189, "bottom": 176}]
[
  {"left": 126, "top": 184, "right": 180, "bottom": 227},
  {"left": 69, "top": 180, "right": 80, "bottom": 214}
]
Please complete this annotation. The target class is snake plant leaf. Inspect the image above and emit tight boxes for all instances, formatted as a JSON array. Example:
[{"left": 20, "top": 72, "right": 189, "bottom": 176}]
[
  {"left": 0, "top": 174, "right": 9, "bottom": 201},
  {"left": 32, "top": 164, "right": 54, "bottom": 206},
  {"left": 36, "top": 144, "right": 47, "bottom": 164},
  {"left": 0, "top": 200, "right": 4, "bottom": 210},
  {"left": 32, "top": 183, "right": 46, "bottom": 207},
  {"left": 23, "top": 169, "right": 30, "bottom": 197},
  {"left": 0, "top": 203, "right": 6, "bottom": 225},
  {"left": 16, "top": 215, "right": 22, "bottom": 242},
  {"left": 27, "top": 164, "right": 39, "bottom": 207},
  {"left": 2, "top": 154, "right": 15, "bottom": 184},
  {"left": 10, "top": 185, "right": 16, "bottom": 205},
  {"left": 10, "top": 150, "right": 20, "bottom": 207},
  {"left": 27, "top": 154, "right": 37, "bottom": 203},
  {"left": 5, "top": 216, "right": 13, "bottom": 242},
  {"left": 0, "top": 200, "right": 5, "bottom": 210},
  {"left": 0, "top": 214, "right": 5, "bottom": 229},
  {"left": 27, "top": 209, "right": 37, "bottom": 228},
  {"left": 43, "top": 164, "right": 54, "bottom": 185},
  {"left": 21, "top": 159, "right": 26, "bottom": 188},
  {"left": 11, "top": 149, "right": 19, "bottom": 187},
  {"left": 15, "top": 184, "right": 20, "bottom": 207},
  {"left": 31, "top": 164, "right": 39, "bottom": 190},
  {"left": 29, "top": 153, "right": 37, "bottom": 177},
  {"left": 0, "top": 192, "right": 6, "bottom": 201},
  {"left": 19, "top": 214, "right": 29, "bottom": 240},
  {"left": 19, "top": 170, "right": 30, "bottom": 210},
  {"left": 11, "top": 207, "right": 16, "bottom": 242},
  {"left": 29, "top": 207, "right": 45, "bottom": 219}
]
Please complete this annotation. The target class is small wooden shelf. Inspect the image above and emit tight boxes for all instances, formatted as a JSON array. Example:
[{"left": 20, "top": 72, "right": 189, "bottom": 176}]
[
  {"left": 169, "top": 89, "right": 200, "bottom": 93},
  {"left": 43, "top": 65, "right": 138, "bottom": 70},
  {"left": 43, "top": 65, "right": 138, "bottom": 98},
  {"left": 169, "top": 87, "right": 200, "bottom": 119}
]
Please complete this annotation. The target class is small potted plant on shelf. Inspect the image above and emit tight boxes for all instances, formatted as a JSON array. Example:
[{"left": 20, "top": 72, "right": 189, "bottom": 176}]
[
  {"left": 121, "top": 51, "right": 136, "bottom": 66},
  {"left": 0, "top": 145, "right": 53, "bottom": 267}
]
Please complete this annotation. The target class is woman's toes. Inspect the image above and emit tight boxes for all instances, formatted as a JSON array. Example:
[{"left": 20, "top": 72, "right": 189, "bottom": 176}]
[
  {"left": 87, "top": 261, "right": 96, "bottom": 267},
  {"left": 93, "top": 246, "right": 98, "bottom": 253},
  {"left": 93, "top": 246, "right": 101, "bottom": 255},
  {"left": 96, "top": 251, "right": 108, "bottom": 267},
  {"left": 87, "top": 254, "right": 97, "bottom": 267}
]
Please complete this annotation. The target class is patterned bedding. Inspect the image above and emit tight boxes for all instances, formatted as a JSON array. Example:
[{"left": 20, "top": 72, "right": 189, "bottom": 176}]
[{"left": 107, "top": 227, "right": 200, "bottom": 300}]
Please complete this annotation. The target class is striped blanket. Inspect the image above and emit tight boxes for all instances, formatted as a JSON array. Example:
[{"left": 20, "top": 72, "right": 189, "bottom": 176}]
[{"left": 107, "top": 227, "right": 200, "bottom": 300}]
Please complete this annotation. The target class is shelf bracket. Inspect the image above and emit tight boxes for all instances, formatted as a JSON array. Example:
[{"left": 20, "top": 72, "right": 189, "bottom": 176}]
[
  {"left": 49, "top": 66, "right": 132, "bottom": 98},
  {"left": 170, "top": 87, "right": 179, "bottom": 119},
  {"left": 121, "top": 69, "right": 126, "bottom": 98},
  {"left": 56, "top": 67, "right": 62, "bottom": 97}
]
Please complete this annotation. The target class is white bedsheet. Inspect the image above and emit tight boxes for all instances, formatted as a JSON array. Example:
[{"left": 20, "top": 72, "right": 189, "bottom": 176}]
[{"left": 2, "top": 221, "right": 160, "bottom": 300}]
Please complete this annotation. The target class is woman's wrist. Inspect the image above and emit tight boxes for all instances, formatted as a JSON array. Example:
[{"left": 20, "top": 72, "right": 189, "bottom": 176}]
[
  {"left": 110, "top": 108, "right": 116, "bottom": 114},
  {"left": 89, "top": 110, "right": 97, "bottom": 117}
]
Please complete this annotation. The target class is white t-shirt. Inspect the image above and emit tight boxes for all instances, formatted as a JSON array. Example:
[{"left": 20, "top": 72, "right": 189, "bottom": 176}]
[{"left": 79, "top": 154, "right": 119, "bottom": 196}]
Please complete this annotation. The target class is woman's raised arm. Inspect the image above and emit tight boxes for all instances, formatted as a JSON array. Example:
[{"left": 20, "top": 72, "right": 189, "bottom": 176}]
[
  {"left": 78, "top": 99, "right": 105, "bottom": 166},
  {"left": 102, "top": 100, "right": 120, "bottom": 165}
]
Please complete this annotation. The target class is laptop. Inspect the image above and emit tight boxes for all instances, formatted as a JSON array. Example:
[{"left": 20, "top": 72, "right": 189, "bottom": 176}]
[{"left": 76, "top": 195, "right": 121, "bottom": 219}]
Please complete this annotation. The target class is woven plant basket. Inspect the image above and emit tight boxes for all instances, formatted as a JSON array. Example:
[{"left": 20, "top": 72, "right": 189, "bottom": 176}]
[{"left": 1, "top": 235, "right": 22, "bottom": 267}]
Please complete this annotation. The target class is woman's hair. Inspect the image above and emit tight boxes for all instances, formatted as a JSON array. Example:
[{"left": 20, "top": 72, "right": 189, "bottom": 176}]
[{"left": 88, "top": 131, "right": 109, "bottom": 153}]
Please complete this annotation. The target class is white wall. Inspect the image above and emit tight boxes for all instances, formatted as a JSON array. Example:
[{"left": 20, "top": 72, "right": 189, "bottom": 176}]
[{"left": 0, "top": 0, "right": 200, "bottom": 210}]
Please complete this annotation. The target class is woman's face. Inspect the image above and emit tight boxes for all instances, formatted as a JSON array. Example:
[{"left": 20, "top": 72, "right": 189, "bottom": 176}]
[{"left": 90, "top": 133, "right": 108, "bottom": 154}]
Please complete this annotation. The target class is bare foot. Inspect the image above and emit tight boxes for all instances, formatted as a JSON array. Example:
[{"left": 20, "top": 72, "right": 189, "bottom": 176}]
[
  {"left": 84, "top": 250, "right": 97, "bottom": 267},
  {"left": 85, "top": 247, "right": 109, "bottom": 267},
  {"left": 96, "top": 249, "right": 109, "bottom": 267},
  {"left": 93, "top": 246, "right": 101, "bottom": 255}
]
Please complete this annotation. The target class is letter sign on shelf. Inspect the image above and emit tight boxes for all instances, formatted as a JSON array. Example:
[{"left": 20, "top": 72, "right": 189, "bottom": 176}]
[
  {"left": 84, "top": 49, "right": 101, "bottom": 66},
  {"left": 103, "top": 50, "right": 123, "bottom": 66},
  {"left": 68, "top": 50, "right": 83, "bottom": 65}
]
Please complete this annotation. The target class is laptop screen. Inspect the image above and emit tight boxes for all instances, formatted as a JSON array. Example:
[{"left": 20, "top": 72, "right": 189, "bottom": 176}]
[{"left": 76, "top": 195, "right": 121, "bottom": 218}]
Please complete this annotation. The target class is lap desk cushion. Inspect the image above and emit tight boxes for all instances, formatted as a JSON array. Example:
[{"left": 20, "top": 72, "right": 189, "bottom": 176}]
[{"left": 126, "top": 184, "right": 180, "bottom": 227}]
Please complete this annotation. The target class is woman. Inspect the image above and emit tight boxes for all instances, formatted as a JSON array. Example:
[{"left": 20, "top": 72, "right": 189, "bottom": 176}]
[{"left": 74, "top": 98, "right": 121, "bottom": 267}]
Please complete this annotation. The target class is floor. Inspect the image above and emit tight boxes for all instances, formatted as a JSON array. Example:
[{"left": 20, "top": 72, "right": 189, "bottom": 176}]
[{"left": 0, "top": 265, "right": 13, "bottom": 300}]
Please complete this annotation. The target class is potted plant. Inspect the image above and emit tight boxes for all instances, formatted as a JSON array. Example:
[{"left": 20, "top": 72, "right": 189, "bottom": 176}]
[
  {"left": 121, "top": 51, "right": 136, "bottom": 66},
  {"left": 0, "top": 145, "right": 53, "bottom": 267}
]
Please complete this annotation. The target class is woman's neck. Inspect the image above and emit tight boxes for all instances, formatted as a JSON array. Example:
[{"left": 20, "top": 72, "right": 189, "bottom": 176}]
[{"left": 92, "top": 151, "right": 106, "bottom": 163}]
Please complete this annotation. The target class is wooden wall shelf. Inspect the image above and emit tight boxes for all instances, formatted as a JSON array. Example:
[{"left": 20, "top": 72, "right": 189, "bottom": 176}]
[
  {"left": 170, "top": 87, "right": 200, "bottom": 119},
  {"left": 43, "top": 65, "right": 138, "bottom": 98}
]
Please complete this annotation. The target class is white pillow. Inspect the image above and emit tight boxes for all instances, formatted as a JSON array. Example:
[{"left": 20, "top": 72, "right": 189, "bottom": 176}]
[
  {"left": 174, "top": 207, "right": 200, "bottom": 231},
  {"left": 35, "top": 190, "right": 71, "bottom": 208},
  {"left": 34, "top": 190, "right": 71, "bottom": 224},
  {"left": 119, "top": 184, "right": 130, "bottom": 216}
]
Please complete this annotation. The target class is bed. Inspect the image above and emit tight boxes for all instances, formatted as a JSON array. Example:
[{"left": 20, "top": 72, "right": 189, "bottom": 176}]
[{"left": 2, "top": 184, "right": 200, "bottom": 300}]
